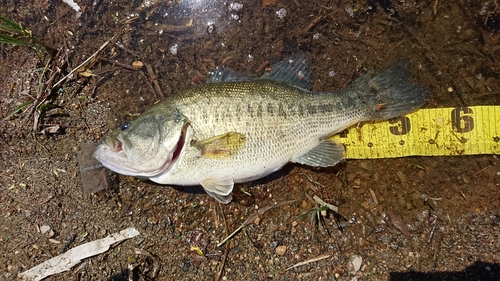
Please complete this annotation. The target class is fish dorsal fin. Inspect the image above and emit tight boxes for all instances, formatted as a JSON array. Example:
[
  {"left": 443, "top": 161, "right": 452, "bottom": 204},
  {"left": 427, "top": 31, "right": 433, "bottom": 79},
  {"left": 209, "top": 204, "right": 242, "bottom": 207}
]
[
  {"left": 261, "top": 53, "right": 313, "bottom": 90},
  {"left": 291, "top": 139, "right": 345, "bottom": 167},
  {"left": 207, "top": 67, "right": 253, "bottom": 83}
]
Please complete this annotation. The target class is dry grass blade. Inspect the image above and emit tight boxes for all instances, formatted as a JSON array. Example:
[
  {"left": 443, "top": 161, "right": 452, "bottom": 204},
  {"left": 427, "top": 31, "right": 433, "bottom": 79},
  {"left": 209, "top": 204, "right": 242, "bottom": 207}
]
[
  {"left": 284, "top": 253, "right": 332, "bottom": 271},
  {"left": 312, "top": 195, "right": 338, "bottom": 212},
  {"left": 0, "top": 15, "right": 56, "bottom": 56},
  {"left": 52, "top": 34, "right": 118, "bottom": 89},
  {"left": 217, "top": 199, "right": 298, "bottom": 247},
  {"left": 2, "top": 101, "right": 32, "bottom": 121},
  {"left": 215, "top": 203, "right": 230, "bottom": 281}
]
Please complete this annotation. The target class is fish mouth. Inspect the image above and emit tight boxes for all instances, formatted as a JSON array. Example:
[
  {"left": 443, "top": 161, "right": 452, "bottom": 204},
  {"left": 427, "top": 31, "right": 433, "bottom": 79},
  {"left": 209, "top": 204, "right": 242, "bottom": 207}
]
[{"left": 95, "top": 123, "right": 188, "bottom": 177}]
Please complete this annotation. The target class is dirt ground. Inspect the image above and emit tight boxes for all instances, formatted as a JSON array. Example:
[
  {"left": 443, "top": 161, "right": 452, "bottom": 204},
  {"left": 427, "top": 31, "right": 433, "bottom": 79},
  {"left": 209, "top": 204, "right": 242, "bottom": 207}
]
[{"left": 1, "top": 0, "right": 500, "bottom": 280}]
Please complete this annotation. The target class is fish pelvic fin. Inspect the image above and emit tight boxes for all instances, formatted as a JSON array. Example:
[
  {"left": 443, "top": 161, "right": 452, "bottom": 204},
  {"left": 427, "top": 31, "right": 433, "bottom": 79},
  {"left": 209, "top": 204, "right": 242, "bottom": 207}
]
[
  {"left": 201, "top": 177, "right": 234, "bottom": 204},
  {"left": 353, "top": 59, "right": 429, "bottom": 121},
  {"left": 291, "top": 139, "right": 345, "bottom": 167}
]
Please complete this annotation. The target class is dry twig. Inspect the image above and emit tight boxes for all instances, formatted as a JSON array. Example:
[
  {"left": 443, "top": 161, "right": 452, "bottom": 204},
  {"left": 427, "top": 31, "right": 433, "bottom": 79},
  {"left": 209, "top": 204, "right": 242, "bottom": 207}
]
[
  {"left": 217, "top": 200, "right": 298, "bottom": 247},
  {"left": 285, "top": 254, "right": 331, "bottom": 271}
]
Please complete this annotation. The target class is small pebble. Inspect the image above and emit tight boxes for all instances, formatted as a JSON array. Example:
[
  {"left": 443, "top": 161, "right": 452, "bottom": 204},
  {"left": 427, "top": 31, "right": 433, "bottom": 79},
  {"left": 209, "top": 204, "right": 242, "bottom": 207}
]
[
  {"left": 207, "top": 23, "right": 215, "bottom": 34},
  {"left": 301, "top": 200, "right": 310, "bottom": 209},
  {"left": 254, "top": 217, "right": 261, "bottom": 225},
  {"left": 276, "top": 8, "right": 287, "bottom": 19},
  {"left": 169, "top": 44, "right": 178, "bottom": 55},
  {"left": 270, "top": 241, "right": 278, "bottom": 250},
  {"left": 131, "top": 60, "right": 144, "bottom": 69},
  {"left": 275, "top": 245, "right": 287, "bottom": 256},
  {"left": 349, "top": 255, "right": 363, "bottom": 274},
  {"left": 396, "top": 171, "right": 407, "bottom": 183},
  {"left": 40, "top": 225, "right": 51, "bottom": 235},
  {"left": 228, "top": 2, "right": 243, "bottom": 11}
]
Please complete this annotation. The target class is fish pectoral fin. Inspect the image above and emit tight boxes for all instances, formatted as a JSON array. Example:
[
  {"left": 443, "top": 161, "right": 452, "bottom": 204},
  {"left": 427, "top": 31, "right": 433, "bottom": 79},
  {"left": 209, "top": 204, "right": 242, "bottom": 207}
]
[
  {"left": 291, "top": 139, "right": 345, "bottom": 167},
  {"left": 201, "top": 177, "right": 234, "bottom": 204},
  {"left": 193, "top": 132, "right": 246, "bottom": 159}
]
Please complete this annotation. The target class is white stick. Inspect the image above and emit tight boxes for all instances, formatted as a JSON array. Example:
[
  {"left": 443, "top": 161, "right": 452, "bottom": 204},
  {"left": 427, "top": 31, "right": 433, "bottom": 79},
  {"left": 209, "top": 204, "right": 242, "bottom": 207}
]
[{"left": 19, "top": 228, "right": 140, "bottom": 281}]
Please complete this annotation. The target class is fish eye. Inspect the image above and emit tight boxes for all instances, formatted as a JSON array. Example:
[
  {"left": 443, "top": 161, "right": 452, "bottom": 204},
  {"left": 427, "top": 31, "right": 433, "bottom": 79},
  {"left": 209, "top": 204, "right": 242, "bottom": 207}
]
[{"left": 120, "top": 122, "right": 131, "bottom": 131}]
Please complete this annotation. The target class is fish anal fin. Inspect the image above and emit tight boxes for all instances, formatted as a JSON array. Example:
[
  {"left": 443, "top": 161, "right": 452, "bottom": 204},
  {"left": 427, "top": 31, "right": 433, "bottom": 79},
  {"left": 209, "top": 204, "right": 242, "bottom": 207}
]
[
  {"left": 291, "top": 139, "right": 345, "bottom": 167},
  {"left": 201, "top": 177, "right": 234, "bottom": 204},
  {"left": 204, "top": 190, "right": 233, "bottom": 204},
  {"left": 194, "top": 132, "right": 245, "bottom": 159}
]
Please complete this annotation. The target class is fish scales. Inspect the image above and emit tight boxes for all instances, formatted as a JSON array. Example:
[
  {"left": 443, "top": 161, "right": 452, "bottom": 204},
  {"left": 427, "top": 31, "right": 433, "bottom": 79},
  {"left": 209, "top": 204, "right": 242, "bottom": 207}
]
[
  {"left": 174, "top": 80, "right": 363, "bottom": 139},
  {"left": 152, "top": 80, "right": 370, "bottom": 186}
]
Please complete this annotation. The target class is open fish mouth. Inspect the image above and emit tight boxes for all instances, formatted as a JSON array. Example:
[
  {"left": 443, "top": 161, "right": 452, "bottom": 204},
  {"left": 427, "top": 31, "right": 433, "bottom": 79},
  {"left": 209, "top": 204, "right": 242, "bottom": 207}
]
[{"left": 94, "top": 123, "right": 189, "bottom": 178}]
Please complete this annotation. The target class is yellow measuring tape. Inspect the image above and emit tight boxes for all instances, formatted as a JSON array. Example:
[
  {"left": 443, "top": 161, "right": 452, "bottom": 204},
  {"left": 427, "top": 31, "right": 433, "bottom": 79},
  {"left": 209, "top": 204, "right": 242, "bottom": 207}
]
[{"left": 331, "top": 106, "right": 500, "bottom": 158}]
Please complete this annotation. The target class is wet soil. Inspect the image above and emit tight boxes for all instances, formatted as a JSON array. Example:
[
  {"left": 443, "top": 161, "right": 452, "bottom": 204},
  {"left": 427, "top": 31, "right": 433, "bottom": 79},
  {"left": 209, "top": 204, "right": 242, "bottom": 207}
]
[{"left": 1, "top": 0, "right": 500, "bottom": 280}]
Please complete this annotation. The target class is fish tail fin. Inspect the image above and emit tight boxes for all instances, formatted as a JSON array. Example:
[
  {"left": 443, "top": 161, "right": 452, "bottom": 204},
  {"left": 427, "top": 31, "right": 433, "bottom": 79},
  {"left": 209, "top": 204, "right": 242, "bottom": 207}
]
[{"left": 353, "top": 59, "right": 429, "bottom": 121}]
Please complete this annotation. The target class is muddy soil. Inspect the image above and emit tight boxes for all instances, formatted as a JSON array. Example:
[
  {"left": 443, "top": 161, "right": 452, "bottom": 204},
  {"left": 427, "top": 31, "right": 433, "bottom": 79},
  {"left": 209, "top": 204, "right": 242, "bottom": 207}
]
[{"left": 1, "top": 0, "right": 500, "bottom": 280}]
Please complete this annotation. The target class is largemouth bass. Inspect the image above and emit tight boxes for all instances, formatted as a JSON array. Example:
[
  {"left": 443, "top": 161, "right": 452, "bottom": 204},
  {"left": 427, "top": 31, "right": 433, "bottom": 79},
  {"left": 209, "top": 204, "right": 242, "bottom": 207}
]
[{"left": 94, "top": 54, "right": 428, "bottom": 203}]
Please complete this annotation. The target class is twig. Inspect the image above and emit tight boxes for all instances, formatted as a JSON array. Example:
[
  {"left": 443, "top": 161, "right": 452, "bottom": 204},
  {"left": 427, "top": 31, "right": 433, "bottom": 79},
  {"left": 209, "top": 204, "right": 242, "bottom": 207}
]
[
  {"left": 433, "top": 0, "right": 439, "bottom": 15},
  {"left": 405, "top": 26, "right": 439, "bottom": 63},
  {"left": 369, "top": 188, "right": 378, "bottom": 205},
  {"left": 217, "top": 200, "right": 298, "bottom": 247},
  {"left": 473, "top": 166, "right": 489, "bottom": 177},
  {"left": 303, "top": 15, "right": 323, "bottom": 35},
  {"left": 145, "top": 63, "right": 164, "bottom": 97},
  {"left": 292, "top": 0, "right": 302, "bottom": 8},
  {"left": 255, "top": 60, "right": 269, "bottom": 73},
  {"left": 52, "top": 29, "right": 125, "bottom": 89},
  {"left": 312, "top": 195, "right": 338, "bottom": 212},
  {"left": 285, "top": 254, "right": 331, "bottom": 271},
  {"left": 427, "top": 220, "right": 438, "bottom": 244},
  {"left": 101, "top": 58, "right": 141, "bottom": 71}
]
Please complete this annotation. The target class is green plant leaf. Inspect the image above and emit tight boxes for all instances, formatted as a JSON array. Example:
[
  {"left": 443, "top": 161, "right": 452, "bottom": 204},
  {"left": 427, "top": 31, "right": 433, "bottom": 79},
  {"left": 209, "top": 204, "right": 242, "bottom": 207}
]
[
  {"left": 0, "top": 15, "right": 28, "bottom": 34},
  {"left": 2, "top": 100, "right": 33, "bottom": 121},
  {"left": 39, "top": 103, "right": 60, "bottom": 112},
  {"left": 0, "top": 34, "right": 28, "bottom": 45}
]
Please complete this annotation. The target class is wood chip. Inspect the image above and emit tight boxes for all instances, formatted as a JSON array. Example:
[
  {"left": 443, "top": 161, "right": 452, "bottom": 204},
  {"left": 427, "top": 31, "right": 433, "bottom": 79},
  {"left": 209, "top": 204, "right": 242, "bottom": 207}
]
[{"left": 262, "top": 0, "right": 276, "bottom": 7}]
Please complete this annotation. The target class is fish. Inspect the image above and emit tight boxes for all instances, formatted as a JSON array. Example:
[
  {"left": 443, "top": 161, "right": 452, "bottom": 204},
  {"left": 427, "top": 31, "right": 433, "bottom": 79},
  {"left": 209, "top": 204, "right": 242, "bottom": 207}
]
[{"left": 94, "top": 54, "right": 428, "bottom": 204}]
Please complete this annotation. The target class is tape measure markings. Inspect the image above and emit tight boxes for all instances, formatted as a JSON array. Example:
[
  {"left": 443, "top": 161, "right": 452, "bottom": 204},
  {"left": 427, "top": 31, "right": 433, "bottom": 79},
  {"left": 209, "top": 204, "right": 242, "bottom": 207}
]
[{"left": 330, "top": 106, "right": 500, "bottom": 159}]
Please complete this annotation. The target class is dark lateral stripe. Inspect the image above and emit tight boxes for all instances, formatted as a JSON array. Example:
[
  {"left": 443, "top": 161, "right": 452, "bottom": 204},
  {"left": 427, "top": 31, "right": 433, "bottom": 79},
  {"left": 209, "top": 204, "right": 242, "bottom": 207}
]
[{"left": 243, "top": 102, "right": 336, "bottom": 119}]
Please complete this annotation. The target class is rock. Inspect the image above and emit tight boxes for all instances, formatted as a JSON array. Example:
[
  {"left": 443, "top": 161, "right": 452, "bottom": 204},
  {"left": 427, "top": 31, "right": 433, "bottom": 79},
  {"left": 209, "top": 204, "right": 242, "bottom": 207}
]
[
  {"left": 396, "top": 171, "right": 407, "bottom": 183},
  {"left": 40, "top": 225, "right": 51, "bottom": 235},
  {"left": 349, "top": 254, "right": 363, "bottom": 274},
  {"left": 275, "top": 245, "right": 287, "bottom": 256}
]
